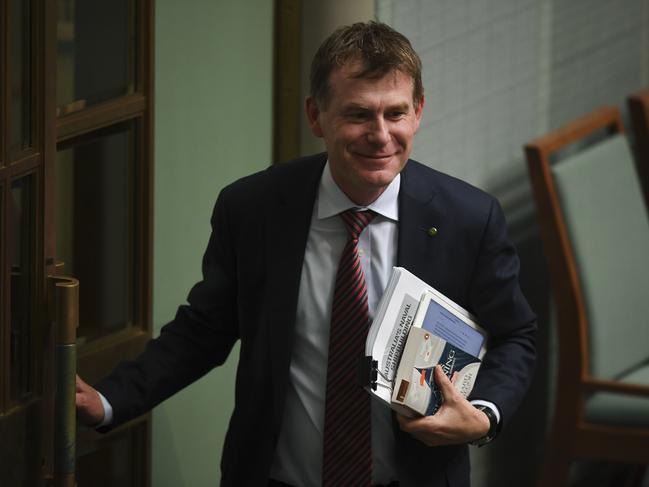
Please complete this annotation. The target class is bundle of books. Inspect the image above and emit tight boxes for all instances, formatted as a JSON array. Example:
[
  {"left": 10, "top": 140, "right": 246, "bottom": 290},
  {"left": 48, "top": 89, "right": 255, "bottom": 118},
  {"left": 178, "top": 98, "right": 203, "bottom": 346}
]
[{"left": 363, "top": 267, "right": 487, "bottom": 417}]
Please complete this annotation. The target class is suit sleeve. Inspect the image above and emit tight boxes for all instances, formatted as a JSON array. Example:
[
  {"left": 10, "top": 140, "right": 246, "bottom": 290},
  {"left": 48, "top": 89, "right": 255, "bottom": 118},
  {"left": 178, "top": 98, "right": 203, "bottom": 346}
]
[
  {"left": 467, "top": 198, "right": 537, "bottom": 427},
  {"left": 95, "top": 189, "right": 240, "bottom": 429}
]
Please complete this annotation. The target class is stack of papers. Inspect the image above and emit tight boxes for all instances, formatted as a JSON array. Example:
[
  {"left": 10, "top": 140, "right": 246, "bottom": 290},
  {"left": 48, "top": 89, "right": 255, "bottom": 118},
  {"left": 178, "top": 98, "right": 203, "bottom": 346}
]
[{"left": 365, "top": 267, "right": 487, "bottom": 416}]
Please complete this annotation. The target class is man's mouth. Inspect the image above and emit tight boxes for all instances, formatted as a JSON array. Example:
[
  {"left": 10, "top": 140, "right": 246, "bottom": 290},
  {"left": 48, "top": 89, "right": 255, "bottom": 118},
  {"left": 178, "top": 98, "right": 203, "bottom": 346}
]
[{"left": 354, "top": 152, "right": 395, "bottom": 160}]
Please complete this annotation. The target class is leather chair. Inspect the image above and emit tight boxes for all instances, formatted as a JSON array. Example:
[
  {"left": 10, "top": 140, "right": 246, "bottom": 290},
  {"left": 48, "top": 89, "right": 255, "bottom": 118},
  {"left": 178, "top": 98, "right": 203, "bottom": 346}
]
[{"left": 524, "top": 106, "right": 649, "bottom": 487}]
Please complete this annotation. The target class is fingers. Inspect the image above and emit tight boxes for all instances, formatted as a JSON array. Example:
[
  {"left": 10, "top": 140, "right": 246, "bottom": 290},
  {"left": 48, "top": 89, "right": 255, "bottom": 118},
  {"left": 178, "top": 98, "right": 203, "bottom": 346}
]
[
  {"left": 398, "top": 418, "right": 433, "bottom": 447},
  {"left": 75, "top": 375, "right": 105, "bottom": 427},
  {"left": 396, "top": 412, "right": 435, "bottom": 434},
  {"left": 396, "top": 366, "right": 486, "bottom": 447},
  {"left": 396, "top": 412, "right": 417, "bottom": 430},
  {"left": 396, "top": 413, "right": 439, "bottom": 447}
]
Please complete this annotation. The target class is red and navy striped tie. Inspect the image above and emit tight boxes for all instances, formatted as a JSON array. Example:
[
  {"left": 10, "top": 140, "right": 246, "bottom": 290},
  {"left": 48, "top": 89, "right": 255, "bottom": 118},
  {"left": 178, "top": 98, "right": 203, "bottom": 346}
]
[{"left": 323, "top": 209, "right": 376, "bottom": 487}]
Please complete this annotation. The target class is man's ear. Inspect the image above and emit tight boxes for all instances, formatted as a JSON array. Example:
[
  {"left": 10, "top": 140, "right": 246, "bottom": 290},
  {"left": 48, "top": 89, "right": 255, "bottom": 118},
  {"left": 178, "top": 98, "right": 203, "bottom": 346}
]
[
  {"left": 413, "top": 95, "right": 425, "bottom": 132},
  {"left": 305, "top": 97, "right": 324, "bottom": 138}
]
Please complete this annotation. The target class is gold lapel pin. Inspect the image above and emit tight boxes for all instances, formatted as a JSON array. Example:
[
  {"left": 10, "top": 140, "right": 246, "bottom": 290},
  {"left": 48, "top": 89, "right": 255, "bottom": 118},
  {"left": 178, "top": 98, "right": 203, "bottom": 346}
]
[{"left": 421, "top": 226, "right": 438, "bottom": 237}]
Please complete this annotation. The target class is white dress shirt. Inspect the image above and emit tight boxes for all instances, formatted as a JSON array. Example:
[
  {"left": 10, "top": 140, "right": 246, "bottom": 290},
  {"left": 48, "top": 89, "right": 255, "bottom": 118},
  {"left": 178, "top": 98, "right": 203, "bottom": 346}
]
[{"left": 269, "top": 162, "right": 401, "bottom": 486}]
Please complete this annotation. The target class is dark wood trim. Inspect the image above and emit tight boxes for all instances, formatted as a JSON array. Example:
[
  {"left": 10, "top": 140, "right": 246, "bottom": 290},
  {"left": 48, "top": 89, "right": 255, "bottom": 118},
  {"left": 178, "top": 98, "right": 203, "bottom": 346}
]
[
  {"left": 136, "top": 0, "right": 146, "bottom": 95},
  {"left": 41, "top": 6, "right": 58, "bottom": 478},
  {"left": 527, "top": 105, "right": 625, "bottom": 155},
  {"left": 43, "top": 0, "right": 57, "bottom": 268},
  {"left": 77, "top": 411, "right": 149, "bottom": 444},
  {"left": 76, "top": 413, "right": 151, "bottom": 485},
  {"left": 8, "top": 147, "right": 38, "bottom": 164},
  {"left": 56, "top": 93, "right": 147, "bottom": 143},
  {"left": 61, "top": 1, "right": 153, "bottom": 484},
  {"left": 142, "top": 3, "right": 154, "bottom": 481},
  {"left": 627, "top": 88, "right": 649, "bottom": 211},
  {"left": 141, "top": 0, "right": 154, "bottom": 336},
  {"left": 34, "top": 159, "right": 45, "bottom": 406},
  {"left": 1, "top": 0, "right": 7, "bottom": 168},
  {"left": 0, "top": 400, "right": 44, "bottom": 484},
  {"left": 575, "top": 425, "right": 649, "bottom": 464},
  {"left": 2, "top": 0, "right": 154, "bottom": 483},
  {"left": 0, "top": 180, "right": 6, "bottom": 415},
  {"left": 5, "top": 0, "right": 39, "bottom": 164},
  {"left": 30, "top": 0, "right": 41, "bottom": 162},
  {"left": 77, "top": 328, "right": 151, "bottom": 384},
  {"left": 4, "top": 166, "right": 42, "bottom": 413},
  {"left": 7, "top": 152, "right": 40, "bottom": 176},
  {"left": 273, "top": 0, "right": 302, "bottom": 163},
  {"left": 581, "top": 377, "right": 649, "bottom": 396}
]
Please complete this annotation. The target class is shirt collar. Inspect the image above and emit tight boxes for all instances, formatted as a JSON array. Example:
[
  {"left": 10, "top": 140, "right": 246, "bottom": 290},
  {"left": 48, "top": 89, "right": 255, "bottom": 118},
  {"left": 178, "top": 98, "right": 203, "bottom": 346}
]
[{"left": 317, "top": 160, "right": 400, "bottom": 221}]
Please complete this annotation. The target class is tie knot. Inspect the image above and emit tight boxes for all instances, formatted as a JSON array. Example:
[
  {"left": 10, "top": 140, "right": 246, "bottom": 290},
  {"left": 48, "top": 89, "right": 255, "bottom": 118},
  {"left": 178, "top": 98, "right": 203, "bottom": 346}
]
[{"left": 340, "top": 209, "right": 376, "bottom": 241}]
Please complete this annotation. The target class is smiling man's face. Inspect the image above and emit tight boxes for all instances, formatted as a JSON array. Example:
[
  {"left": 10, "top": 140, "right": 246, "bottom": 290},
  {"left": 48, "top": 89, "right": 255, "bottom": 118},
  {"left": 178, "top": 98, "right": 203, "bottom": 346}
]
[{"left": 306, "top": 58, "right": 424, "bottom": 206}]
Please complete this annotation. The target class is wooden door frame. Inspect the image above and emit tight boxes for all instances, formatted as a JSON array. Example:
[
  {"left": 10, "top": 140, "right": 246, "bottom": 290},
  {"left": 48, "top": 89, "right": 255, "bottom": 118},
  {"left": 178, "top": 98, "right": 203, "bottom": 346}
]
[
  {"left": 42, "top": 0, "right": 154, "bottom": 484},
  {"left": 42, "top": 0, "right": 154, "bottom": 373},
  {"left": 273, "top": 0, "right": 301, "bottom": 163}
]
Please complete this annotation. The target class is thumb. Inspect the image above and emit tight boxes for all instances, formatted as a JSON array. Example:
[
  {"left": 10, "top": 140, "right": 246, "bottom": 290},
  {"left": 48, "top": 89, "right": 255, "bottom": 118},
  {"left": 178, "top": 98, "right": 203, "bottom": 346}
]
[
  {"left": 433, "top": 365, "right": 458, "bottom": 400},
  {"left": 76, "top": 374, "right": 90, "bottom": 392}
]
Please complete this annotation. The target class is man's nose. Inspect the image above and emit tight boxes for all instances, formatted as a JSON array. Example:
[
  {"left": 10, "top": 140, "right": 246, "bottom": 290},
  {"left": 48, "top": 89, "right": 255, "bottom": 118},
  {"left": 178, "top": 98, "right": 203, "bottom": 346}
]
[{"left": 366, "top": 117, "right": 390, "bottom": 146}]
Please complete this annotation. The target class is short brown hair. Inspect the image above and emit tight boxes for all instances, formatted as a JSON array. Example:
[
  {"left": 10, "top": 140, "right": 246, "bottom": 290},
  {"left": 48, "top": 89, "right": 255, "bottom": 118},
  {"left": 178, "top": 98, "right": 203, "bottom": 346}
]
[{"left": 310, "top": 21, "right": 423, "bottom": 108}]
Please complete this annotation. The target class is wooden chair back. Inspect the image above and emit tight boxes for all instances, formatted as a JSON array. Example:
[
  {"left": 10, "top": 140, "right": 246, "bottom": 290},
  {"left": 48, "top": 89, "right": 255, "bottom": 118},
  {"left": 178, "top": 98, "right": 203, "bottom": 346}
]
[{"left": 524, "top": 107, "right": 649, "bottom": 486}]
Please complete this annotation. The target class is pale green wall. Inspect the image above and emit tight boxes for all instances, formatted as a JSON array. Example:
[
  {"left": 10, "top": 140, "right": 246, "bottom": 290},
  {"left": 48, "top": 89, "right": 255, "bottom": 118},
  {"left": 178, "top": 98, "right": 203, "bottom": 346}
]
[{"left": 153, "top": 1, "right": 273, "bottom": 485}]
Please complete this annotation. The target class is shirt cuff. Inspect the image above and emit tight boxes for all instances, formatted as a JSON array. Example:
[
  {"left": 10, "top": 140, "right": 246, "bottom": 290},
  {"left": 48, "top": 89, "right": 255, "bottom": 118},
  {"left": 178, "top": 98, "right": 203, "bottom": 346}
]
[
  {"left": 96, "top": 391, "right": 114, "bottom": 428},
  {"left": 470, "top": 399, "right": 501, "bottom": 424}
]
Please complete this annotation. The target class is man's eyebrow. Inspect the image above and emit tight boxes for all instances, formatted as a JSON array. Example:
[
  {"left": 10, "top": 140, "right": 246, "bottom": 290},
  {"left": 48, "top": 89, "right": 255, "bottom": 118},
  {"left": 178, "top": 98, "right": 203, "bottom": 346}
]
[
  {"left": 387, "top": 102, "right": 410, "bottom": 112},
  {"left": 342, "top": 103, "right": 371, "bottom": 111},
  {"left": 342, "top": 102, "right": 411, "bottom": 112}
]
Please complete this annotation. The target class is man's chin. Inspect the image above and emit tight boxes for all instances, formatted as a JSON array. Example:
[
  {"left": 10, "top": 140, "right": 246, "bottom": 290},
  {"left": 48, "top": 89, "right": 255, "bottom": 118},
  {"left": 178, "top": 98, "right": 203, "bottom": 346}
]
[{"left": 357, "top": 171, "right": 399, "bottom": 192}]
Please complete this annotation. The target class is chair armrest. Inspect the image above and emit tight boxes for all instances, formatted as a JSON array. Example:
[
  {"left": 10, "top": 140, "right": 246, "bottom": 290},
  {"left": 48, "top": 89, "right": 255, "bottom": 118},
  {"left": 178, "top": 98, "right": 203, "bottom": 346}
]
[{"left": 582, "top": 377, "right": 649, "bottom": 397}]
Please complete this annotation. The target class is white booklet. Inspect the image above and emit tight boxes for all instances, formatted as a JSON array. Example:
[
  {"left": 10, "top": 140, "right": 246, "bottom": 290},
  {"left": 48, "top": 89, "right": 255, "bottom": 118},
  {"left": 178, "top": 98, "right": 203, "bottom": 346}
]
[{"left": 364, "top": 267, "right": 487, "bottom": 416}]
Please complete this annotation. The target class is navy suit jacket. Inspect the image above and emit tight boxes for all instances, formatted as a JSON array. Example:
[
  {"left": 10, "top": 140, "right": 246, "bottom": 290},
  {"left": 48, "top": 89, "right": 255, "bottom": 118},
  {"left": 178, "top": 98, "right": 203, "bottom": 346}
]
[{"left": 97, "top": 153, "right": 536, "bottom": 487}]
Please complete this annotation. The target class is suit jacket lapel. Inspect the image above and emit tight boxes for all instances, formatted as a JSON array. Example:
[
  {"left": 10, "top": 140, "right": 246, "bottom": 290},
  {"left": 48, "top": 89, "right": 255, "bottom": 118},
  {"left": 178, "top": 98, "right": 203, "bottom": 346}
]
[
  {"left": 264, "top": 155, "right": 326, "bottom": 424},
  {"left": 397, "top": 160, "right": 440, "bottom": 280}
]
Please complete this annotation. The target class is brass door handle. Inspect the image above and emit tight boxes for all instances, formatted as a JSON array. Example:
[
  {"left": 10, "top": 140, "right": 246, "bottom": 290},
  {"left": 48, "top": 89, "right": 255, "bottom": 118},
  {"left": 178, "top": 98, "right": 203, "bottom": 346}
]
[{"left": 48, "top": 275, "right": 79, "bottom": 487}]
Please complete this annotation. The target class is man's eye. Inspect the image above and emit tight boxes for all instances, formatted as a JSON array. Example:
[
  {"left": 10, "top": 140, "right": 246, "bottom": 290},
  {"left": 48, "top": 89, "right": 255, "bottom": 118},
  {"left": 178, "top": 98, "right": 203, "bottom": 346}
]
[
  {"left": 388, "top": 111, "right": 406, "bottom": 119},
  {"left": 349, "top": 112, "right": 368, "bottom": 120}
]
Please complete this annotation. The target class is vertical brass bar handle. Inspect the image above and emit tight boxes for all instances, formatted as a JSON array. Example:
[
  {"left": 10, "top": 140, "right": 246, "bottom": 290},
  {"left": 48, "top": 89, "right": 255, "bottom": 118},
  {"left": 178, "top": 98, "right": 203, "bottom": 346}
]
[{"left": 49, "top": 275, "right": 79, "bottom": 487}]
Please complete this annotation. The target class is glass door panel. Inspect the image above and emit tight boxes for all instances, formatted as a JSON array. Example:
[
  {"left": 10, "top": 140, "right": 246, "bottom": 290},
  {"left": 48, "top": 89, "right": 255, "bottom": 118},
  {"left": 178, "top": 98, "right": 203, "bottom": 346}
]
[
  {"left": 57, "top": 0, "right": 137, "bottom": 116},
  {"left": 56, "top": 122, "right": 138, "bottom": 342},
  {"left": 9, "top": 174, "right": 36, "bottom": 402},
  {"left": 8, "top": 0, "right": 34, "bottom": 156}
]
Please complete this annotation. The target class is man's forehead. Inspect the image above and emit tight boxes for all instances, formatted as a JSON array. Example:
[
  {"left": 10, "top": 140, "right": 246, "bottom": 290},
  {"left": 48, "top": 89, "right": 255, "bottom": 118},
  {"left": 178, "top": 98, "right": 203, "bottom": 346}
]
[
  {"left": 328, "top": 64, "right": 416, "bottom": 101},
  {"left": 333, "top": 57, "right": 404, "bottom": 82}
]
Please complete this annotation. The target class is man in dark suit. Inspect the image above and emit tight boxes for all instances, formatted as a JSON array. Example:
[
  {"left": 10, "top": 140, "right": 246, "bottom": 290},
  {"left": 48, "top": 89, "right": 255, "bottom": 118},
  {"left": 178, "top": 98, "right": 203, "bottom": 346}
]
[{"left": 76, "top": 21, "right": 536, "bottom": 487}]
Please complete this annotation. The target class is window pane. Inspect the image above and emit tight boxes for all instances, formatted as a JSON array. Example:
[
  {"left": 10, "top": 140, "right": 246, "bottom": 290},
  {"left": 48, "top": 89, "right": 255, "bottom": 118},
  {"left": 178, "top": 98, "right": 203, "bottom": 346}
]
[
  {"left": 9, "top": 175, "right": 36, "bottom": 401},
  {"left": 9, "top": 0, "right": 33, "bottom": 154},
  {"left": 56, "top": 123, "right": 138, "bottom": 342},
  {"left": 57, "top": 0, "right": 136, "bottom": 114}
]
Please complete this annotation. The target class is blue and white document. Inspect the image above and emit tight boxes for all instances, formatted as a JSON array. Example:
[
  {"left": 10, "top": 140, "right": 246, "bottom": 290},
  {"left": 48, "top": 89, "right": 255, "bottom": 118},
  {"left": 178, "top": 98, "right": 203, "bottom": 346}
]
[
  {"left": 391, "top": 290, "right": 487, "bottom": 416},
  {"left": 364, "top": 267, "right": 487, "bottom": 417}
]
